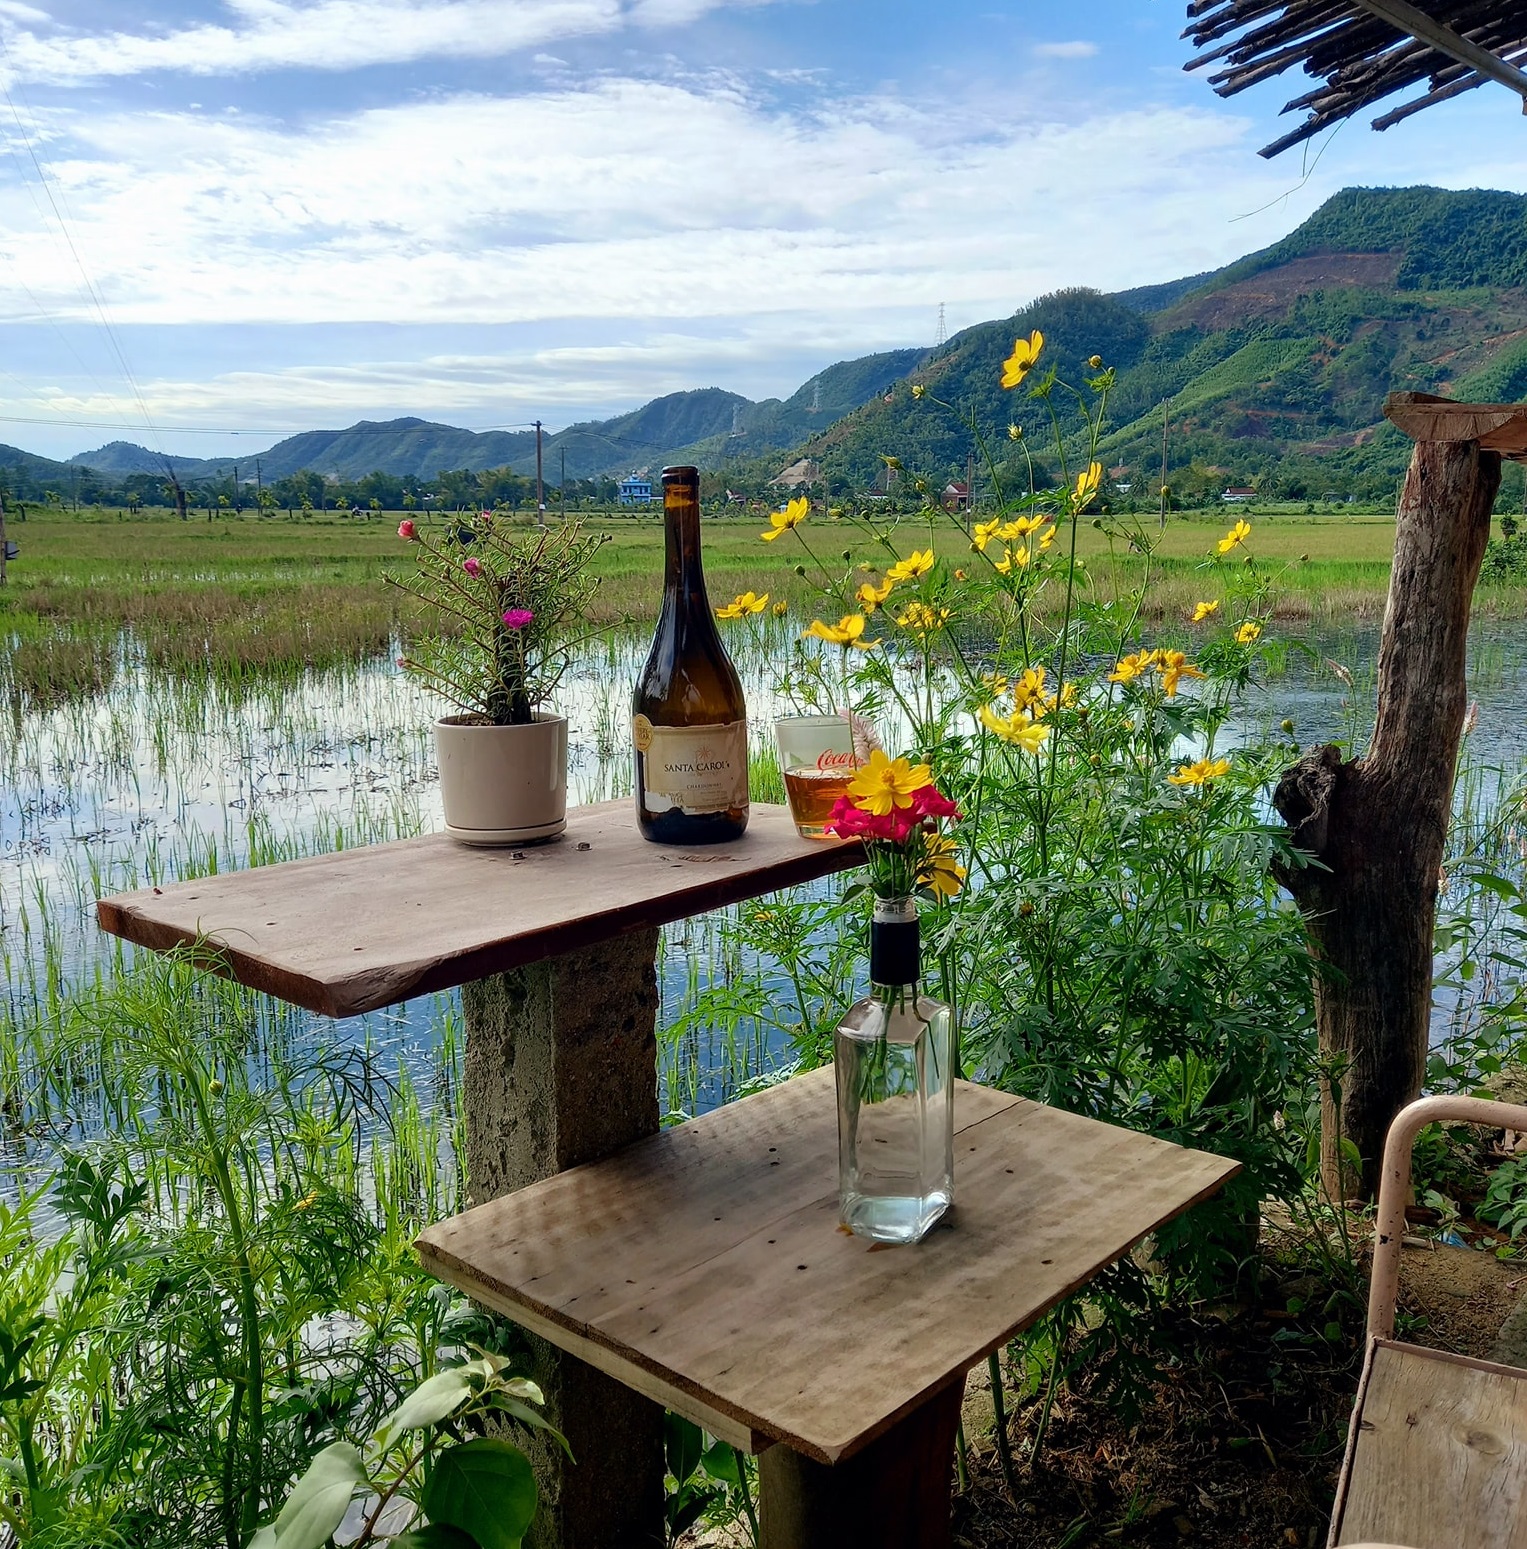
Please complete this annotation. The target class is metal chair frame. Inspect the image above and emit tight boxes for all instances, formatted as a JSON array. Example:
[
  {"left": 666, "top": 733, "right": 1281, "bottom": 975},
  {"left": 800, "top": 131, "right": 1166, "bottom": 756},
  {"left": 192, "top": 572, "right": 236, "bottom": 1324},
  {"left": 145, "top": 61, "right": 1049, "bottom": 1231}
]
[{"left": 1329, "top": 1095, "right": 1527, "bottom": 1549}]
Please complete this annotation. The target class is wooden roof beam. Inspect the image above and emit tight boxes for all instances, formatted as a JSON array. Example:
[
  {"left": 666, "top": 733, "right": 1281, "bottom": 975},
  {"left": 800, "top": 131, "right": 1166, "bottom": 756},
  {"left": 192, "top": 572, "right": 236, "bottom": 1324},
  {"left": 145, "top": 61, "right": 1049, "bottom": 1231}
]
[{"left": 1347, "top": 0, "right": 1527, "bottom": 109}]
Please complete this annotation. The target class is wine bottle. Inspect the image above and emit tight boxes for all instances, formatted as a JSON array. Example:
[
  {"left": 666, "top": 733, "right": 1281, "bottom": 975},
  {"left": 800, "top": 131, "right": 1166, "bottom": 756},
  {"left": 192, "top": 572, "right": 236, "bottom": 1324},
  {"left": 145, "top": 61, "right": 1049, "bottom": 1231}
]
[{"left": 632, "top": 466, "right": 750, "bottom": 844}]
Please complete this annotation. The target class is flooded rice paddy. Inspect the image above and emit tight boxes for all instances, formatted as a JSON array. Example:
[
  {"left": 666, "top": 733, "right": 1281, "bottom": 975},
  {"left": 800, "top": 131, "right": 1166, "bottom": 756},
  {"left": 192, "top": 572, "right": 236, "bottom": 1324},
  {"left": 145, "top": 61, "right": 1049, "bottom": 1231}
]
[{"left": 4, "top": 618, "right": 1527, "bottom": 1201}]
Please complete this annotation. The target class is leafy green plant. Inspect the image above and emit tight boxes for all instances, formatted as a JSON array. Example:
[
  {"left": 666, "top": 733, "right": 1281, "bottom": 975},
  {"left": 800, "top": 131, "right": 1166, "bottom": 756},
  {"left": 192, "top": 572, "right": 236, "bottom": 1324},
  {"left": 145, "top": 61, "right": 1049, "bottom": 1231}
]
[
  {"left": 251, "top": 1354, "right": 556, "bottom": 1549},
  {"left": 1479, "top": 1153, "right": 1527, "bottom": 1244},
  {"left": 662, "top": 1414, "right": 758, "bottom": 1547},
  {"left": 390, "top": 513, "right": 608, "bottom": 723}
]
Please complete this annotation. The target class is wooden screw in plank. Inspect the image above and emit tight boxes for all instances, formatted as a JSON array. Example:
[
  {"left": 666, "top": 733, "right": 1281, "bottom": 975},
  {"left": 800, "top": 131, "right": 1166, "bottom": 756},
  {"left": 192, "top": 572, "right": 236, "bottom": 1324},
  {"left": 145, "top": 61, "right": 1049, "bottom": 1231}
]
[{"left": 461, "top": 929, "right": 666, "bottom": 1549}]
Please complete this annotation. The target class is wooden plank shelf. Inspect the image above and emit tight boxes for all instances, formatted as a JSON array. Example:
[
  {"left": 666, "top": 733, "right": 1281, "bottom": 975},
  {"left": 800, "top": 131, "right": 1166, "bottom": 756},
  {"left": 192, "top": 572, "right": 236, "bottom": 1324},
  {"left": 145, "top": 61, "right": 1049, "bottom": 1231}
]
[
  {"left": 96, "top": 800, "right": 863, "bottom": 1018},
  {"left": 1385, "top": 392, "right": 1527, "bottom": 460},
  {"left": 416, "top": 1067, "right": 1241, "bottom": 1467}
]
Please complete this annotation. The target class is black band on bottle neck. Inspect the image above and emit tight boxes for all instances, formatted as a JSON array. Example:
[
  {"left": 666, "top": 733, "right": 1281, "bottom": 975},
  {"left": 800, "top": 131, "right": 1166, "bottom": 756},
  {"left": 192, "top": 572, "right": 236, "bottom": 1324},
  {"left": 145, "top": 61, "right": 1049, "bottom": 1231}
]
[{"left": 870, "top": 915, "right": 920, "bottom": 988}]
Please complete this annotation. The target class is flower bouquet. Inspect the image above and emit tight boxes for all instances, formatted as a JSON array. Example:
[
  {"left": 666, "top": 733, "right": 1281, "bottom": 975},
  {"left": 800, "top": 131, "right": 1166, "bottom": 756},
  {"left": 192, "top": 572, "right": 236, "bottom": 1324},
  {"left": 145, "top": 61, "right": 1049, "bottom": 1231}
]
[
  {"left": 826, "top": 750, "right": 963, "bottom": 1243},
  {"left": 825, "top": 750, "right": 965, "bottom": 904}
]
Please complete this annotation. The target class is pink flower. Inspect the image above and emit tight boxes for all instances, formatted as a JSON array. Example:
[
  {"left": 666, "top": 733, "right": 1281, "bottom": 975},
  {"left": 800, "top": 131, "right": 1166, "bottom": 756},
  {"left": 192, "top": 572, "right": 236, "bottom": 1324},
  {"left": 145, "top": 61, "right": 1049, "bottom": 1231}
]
[
  {"left": 398, "top": 519, "right": 417, "bottom": 540},
  {"left": 825, "top": 798, "right": 918, "bottom": 844},
  {"left": 501, "top": 608, "right": 534, "bottom": 631},
  {"left": 462, "top": 557, "right": 482, "bottom": 578},
  {"left": 909, "top": 784, "right": 960, "bottom": 822}
]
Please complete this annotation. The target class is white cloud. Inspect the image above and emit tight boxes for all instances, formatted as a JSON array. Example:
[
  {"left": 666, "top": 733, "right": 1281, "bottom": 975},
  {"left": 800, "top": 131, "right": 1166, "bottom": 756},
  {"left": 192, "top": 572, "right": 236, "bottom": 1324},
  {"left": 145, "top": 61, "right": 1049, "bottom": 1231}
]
[
  {"left": 1033, "top": 40, "right": 1098, "bottom": 59},
  {"left": 0, "top": 81, "right": 1314, "bottom": 338},
  {"left": 0, "top": 0, "right": 778, "bottom": 83},
  {"left": 0, "top": 1, "right": 50, "bottom": 22}
]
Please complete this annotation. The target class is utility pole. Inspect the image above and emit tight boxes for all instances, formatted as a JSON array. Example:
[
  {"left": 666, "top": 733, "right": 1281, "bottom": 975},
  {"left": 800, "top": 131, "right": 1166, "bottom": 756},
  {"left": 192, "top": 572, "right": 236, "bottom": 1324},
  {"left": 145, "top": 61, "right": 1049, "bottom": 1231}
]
[
  {"left": 233, "top": 462, "right": 240, "bottom": 513},
  {"left": 256, "top": 458, "right": 263, "bottom": 500},
  {"left": 0, "top": 487, "right": 7, "bottom": 586},
  {"left": 560, "top": 444, "right": 566, "bottom": 511},
  {"left": 535, "top": 419, "right": 546, "bottom": 525}
]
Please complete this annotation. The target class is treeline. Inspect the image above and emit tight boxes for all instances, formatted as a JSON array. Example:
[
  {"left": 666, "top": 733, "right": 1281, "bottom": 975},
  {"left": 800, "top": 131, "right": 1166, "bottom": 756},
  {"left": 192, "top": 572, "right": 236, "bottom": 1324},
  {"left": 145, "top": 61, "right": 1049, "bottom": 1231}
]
[{"left": 0, "top": 464, "right": 636, "bottom": 515}]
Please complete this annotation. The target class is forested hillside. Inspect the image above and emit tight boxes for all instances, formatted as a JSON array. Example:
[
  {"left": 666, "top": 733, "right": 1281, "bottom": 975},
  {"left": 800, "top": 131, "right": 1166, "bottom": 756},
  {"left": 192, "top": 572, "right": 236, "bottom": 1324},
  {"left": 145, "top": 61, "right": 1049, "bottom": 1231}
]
[{"left": 802, "top": 186, "right": 1527, "bottom": 503}]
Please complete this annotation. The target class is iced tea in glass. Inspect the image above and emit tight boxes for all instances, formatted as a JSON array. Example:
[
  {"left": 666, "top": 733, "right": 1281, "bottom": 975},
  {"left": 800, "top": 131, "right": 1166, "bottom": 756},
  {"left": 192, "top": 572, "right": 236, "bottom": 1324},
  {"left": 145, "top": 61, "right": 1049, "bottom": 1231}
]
[{"left": 774, "top": 714, "right": 861, "bottom": 839}]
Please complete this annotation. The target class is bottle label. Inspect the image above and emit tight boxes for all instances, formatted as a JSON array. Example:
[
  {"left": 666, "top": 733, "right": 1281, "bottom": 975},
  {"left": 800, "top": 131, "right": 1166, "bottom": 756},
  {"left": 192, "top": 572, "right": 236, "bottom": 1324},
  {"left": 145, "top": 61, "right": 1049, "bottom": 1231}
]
[{"left": 633, "top": 717, "right": 748, "bottom": 815}]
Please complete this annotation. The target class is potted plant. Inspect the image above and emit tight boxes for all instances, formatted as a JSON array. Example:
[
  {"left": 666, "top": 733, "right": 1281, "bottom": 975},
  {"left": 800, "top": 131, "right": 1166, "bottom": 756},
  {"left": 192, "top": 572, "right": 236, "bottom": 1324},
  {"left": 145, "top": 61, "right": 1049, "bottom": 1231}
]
[{"left": 391, "top": 513, "right": 608, "bottom": 845}]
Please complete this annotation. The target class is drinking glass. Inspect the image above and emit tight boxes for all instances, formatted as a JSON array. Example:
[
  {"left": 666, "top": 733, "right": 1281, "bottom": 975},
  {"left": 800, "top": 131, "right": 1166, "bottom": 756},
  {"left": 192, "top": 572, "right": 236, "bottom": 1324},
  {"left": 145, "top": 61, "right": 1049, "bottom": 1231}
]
[{"left": 774, "top": 714, "right": 861, "bottom": 839}]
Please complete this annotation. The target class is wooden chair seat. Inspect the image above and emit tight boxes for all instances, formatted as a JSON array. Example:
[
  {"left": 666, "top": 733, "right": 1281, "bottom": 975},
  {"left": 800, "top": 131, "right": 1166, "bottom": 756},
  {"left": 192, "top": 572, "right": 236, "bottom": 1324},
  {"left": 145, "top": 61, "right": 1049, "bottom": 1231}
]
[
  {"left": 1331, "top": 1338, "right": 1527, "bottom": 1547},
  {"left": 1331, "top": 1096, "right": 1527, "bottom": 1549}
]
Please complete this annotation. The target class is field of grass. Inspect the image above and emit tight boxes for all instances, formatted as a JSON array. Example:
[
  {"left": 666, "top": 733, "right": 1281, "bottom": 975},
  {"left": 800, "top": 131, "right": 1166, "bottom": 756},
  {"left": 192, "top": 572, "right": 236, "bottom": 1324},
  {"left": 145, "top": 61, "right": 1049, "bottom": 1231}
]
[{"left": 0, "top": 500, "right": 1517, "bottom": 690}]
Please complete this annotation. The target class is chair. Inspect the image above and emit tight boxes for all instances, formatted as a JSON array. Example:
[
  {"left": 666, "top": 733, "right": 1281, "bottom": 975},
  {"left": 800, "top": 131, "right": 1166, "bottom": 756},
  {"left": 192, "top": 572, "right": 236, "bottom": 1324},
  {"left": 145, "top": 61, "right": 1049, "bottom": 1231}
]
[{"left": 1329, "top": 1096, "right": 1527, "bottom": 1549}]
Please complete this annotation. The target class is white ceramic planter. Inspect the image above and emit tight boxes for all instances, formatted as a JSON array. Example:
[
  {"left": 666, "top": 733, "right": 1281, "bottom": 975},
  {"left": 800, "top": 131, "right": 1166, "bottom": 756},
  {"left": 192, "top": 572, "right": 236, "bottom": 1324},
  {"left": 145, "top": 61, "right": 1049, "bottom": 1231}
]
[{"left": 434, "top": 713, "right": 568, "bottom": 845}]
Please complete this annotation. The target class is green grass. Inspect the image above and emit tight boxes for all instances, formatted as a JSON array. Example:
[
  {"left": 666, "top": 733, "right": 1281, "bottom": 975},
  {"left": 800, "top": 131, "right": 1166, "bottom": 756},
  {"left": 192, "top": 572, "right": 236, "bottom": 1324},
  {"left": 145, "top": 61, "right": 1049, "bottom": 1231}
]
[{"left": 2, "top": 502, "right": 1523, "bottom": 683}]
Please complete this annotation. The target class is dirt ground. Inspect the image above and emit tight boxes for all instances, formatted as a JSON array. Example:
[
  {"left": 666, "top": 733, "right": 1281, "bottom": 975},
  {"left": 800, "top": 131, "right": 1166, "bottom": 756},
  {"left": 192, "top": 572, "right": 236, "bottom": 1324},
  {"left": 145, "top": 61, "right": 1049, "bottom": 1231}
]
[
  {"left": 682, "top": 1226, "right": 1527, "bottom": 1549},
  {"left": 949, "top": 1236, "right": 1525, "bottom": 1549}
]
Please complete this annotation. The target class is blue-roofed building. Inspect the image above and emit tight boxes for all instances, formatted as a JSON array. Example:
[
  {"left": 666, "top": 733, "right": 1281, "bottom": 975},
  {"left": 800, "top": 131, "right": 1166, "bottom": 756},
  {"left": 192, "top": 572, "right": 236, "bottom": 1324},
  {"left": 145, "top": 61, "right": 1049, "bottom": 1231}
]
[{"left": 618, "top": 474, "right": 654, "bottom": 506}]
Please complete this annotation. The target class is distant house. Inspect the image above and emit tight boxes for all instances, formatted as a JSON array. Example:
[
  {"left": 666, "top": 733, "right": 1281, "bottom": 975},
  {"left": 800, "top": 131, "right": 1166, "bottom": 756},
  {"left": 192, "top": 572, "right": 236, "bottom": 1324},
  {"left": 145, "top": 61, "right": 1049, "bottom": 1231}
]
[
  {"left": 618, "top": 474, "right": 654, "bottom": 506},
  {"left": 1222, "top": 486, "right": 1257, "bottom": 503},
  {"left": 770, "top": 458, "right": 821, "bottom": 489},
  {"left": 942, "top": 481, "right": 971, "bottom": 512}
]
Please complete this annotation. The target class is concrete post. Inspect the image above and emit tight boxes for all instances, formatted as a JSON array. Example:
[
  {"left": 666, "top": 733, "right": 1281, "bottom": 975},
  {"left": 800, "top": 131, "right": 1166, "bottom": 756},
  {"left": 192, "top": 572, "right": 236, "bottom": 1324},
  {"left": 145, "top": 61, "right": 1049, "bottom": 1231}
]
[{"left": 462, "top": 928, "right": 665, "bottom": 1549}]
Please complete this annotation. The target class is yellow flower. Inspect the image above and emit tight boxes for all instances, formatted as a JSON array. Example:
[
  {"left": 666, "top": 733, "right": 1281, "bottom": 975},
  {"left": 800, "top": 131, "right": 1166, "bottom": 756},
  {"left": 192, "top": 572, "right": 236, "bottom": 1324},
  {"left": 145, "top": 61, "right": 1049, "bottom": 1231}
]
[
  {"left": 981, "top": 672, "right": 1010, "bottom": 696},
  {"left": 855, "top": 577, "right": 894, "bottom": 612},
  {"left": 1036, "top": 524, "right": 1056, "bottom": 552},
  {"left": 772, "top": 600, "right": 789, "bottom": 617},
  {"left": 1192, "top": 600, "right": 1219, "bottom": 623},
  {"left": 1034, "top": 682, "right": 1077, "bottom": 718},
  {"left": 918, "top": 834, "right": 967, "bottom": 900},
  {"left": 1087, "top": 354, "right": 1103, "bottom": 369},
  {"left": 972, "top": 518, "right": 1003, "bottom": 552},
  {"left": 885, "top": 548, "right": 935, "bottom": 583},
  {"left": 1011, "top": 666, "right": 1048, "bottom": 711},
  {"left": 979, "top": 703, "right": 1050, "bottom": 754},
  {"left": 1001, "top": 329, "right": 1044, "bottom": 390},
  {"left": 1168, "top": 756, "right": 1231, "bottom": 788},
  {"left": 294, "top": 1188, "right": 319, "bottom": 1212},
  {"left": 911, "top": 383, "right": 927, "bottom": 400},
  {"left": 998, "top": 515, "right": 1039, "bottom": 539},
  {"left": 762, "top": 496, "right": 810, "bottom": 542},
  {"left": 1156, "top": 649, "right": 1205, "bottom": 698},
  {"left": 1236, "top": 621, "right": 1262, "bottom": 645},
  {"left": 954, "top": 568, "right": 966, "bottom": 581},
  {"left": 1217, "top": 519, "right": 1252, "bottom": 555},
  {"left": 1071, "top": 461, "right": 1102, "bottom": 508},
  {"left": 993, "top": 546, "right": 1031, "bottom": 575},
  {"left": 846, "top": 749, "right": 933, "bottom": 815},
  {"left": 896, "top": 601, "right": 951, "bottom": 634},
  {"left": 716, "top": 589, "right": 769, "bottom": 619},
  {"left": 1008, "top": 424, "right": 1023, "bottom": 441},
  {"left": 1107, "top": 650, "right": 1153, "bottom": 685},
  {"left": 803, "top": 614, "right": 877, "bottom": 649}
]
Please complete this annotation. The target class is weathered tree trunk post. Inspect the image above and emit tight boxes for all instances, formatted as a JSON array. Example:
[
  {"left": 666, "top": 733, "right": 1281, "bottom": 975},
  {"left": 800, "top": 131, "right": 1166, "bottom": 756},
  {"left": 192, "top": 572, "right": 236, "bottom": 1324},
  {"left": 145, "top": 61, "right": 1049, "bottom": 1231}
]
[
  {"left": 462, "top": 929, "right": 666, "bottom": 1549},
  {"left": 1273, "top": 394, "right": 1515, "bottom": 1200}
]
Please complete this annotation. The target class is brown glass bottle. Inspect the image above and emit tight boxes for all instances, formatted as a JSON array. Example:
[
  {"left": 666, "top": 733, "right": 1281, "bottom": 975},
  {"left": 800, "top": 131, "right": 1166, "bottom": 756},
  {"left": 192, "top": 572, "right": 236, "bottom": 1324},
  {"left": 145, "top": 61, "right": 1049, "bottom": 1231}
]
[{"left": 632, "top": 466, "right": 749, "bottom": 844}]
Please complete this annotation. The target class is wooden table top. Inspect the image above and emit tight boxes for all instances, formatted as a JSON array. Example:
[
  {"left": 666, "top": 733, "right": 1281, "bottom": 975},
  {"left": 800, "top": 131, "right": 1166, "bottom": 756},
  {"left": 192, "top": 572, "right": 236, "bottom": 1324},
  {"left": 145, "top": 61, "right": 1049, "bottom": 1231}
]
[
  {"left": 416, "top": 1068, "right": 1240, "bottom": 1465},
  {"left": 96, "top": 801, "right": 862, "bottom": 1018}
]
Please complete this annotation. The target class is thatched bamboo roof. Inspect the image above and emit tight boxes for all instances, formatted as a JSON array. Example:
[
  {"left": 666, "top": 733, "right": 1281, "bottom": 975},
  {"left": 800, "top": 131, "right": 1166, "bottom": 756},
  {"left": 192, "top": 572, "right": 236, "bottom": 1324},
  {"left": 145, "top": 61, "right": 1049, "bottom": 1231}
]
[{"left": 1184, "top": 0, "right": 1527, "bottom": 156}]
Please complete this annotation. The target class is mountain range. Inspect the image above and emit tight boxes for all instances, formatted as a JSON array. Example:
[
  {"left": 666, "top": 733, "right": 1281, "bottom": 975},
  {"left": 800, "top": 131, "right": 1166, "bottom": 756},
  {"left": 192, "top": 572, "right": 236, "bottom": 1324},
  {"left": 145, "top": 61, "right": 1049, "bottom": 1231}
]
[{"left": 4, "top": 186, "right": 1527, "bottom": 505}]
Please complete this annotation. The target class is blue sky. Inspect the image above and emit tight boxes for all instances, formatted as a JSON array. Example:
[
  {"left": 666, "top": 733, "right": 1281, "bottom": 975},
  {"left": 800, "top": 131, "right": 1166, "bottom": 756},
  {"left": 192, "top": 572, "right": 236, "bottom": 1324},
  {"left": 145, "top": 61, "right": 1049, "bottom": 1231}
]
[{"left": 0, "top": 0, "right": 1522, "bottom": 461}]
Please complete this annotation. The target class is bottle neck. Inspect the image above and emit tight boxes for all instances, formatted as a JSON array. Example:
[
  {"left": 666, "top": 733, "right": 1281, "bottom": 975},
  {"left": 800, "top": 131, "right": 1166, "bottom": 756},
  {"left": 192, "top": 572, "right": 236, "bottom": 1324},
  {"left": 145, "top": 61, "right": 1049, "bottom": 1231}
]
[
  {"left": 869, "top": 896, "right": 920, "bottom": 990},
  {"left": 662, "top": 470, "right": 710, "bottom": 607}
]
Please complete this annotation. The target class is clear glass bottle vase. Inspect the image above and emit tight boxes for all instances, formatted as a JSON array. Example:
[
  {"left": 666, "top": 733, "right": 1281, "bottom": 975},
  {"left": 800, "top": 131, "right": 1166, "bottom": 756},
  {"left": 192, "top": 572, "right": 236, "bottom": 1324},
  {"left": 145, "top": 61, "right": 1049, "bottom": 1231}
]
[{"left": 834, "top": 896, "right": 955, "bottom": 1244}]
